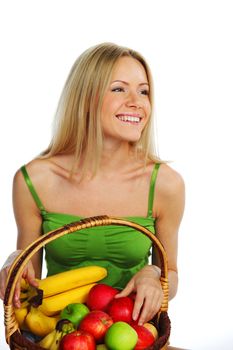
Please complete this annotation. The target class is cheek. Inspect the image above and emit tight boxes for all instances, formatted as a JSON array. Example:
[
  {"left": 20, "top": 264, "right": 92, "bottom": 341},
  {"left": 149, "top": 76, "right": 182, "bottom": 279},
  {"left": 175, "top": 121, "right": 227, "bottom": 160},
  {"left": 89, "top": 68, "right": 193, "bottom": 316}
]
[
  {"left": 102, "top": 96, "right": 123, "bottom": 118},
  {"left": 145, "top": 101, "right": 151, "bottom": 119}
]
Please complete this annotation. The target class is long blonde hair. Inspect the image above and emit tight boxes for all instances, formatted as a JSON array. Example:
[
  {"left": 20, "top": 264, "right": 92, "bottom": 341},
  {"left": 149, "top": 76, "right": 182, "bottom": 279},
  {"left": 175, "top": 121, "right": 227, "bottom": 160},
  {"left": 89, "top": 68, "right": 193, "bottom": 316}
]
[{"left": 41, "top": 42, "right": 161, "bottom": 177}]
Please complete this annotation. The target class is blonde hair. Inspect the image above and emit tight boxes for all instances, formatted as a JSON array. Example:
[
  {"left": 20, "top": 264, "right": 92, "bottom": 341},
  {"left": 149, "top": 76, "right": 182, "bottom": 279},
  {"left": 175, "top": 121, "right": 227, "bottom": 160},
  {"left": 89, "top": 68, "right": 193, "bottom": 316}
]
[{"left": 41, "top": 42, "right": 161, "bottom": 177}]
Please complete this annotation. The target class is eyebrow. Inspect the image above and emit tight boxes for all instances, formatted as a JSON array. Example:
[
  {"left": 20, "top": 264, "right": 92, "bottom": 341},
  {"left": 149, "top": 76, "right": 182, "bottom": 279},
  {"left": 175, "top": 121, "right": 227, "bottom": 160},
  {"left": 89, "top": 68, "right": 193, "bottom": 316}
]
[{"left": 111, "top": 80, "right": 149, "bottom": 86}]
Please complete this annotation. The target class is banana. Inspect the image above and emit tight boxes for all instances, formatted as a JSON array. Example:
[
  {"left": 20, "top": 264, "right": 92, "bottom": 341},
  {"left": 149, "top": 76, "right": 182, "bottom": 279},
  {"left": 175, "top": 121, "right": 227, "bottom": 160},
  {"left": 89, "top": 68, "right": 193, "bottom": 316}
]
[
  {"left": 25, "top": 306, "right": 58, "bottom": 337},
  {"left": 20, "top": 278, "right": 30, "bottom": 291},
  {"left": 50, "top": 331, "right": 63, "bottom": 350},
  {"left": 14, "top": 306, "right": 28, "bottom": 329},
  {"left": 38, "top": 329, "right": 57, "bottom": 348},
  {"left": 39, "top": 319, "right": 75, "bottom": 350},
  {"left": 39, "top": 282, "right": 96, "bottom": 316},
  {"left": 21, "top": 266, "right": 107, "bottom": 300}
]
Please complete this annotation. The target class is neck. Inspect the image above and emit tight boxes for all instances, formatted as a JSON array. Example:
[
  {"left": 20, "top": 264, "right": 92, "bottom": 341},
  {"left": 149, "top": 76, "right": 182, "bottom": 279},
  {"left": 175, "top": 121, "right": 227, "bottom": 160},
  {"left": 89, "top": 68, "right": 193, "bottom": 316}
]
[
  {"left": 70, "top": 141, "right": 143, "bottom": 181},
  {"left": 99, "top": 142, "right": 133, "bottom": 171}
]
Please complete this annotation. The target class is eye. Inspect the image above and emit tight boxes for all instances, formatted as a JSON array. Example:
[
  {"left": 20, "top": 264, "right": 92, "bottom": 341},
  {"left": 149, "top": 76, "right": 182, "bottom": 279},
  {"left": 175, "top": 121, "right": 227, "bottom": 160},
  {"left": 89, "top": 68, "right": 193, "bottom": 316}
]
[
  {"left": 140, "top": 89, "right": 149, "bottom": 96},
  {"left": 111, "top": 87, "right": 125, "bottom": 92}
]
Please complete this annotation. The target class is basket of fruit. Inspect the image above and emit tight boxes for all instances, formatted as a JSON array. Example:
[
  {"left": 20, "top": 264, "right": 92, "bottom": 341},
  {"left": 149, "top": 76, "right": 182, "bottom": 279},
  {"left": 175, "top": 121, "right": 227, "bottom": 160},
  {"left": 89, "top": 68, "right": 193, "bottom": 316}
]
[{"left": 4, "top": 216, "right": 171, "bottom": 350}]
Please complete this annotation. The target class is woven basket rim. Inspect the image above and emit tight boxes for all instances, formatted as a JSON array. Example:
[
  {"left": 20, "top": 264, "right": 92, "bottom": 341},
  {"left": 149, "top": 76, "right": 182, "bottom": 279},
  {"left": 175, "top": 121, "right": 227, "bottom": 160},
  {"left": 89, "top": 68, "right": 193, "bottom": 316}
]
[{"left": 4, "top": 215, "right": 171, "bottom": 349}]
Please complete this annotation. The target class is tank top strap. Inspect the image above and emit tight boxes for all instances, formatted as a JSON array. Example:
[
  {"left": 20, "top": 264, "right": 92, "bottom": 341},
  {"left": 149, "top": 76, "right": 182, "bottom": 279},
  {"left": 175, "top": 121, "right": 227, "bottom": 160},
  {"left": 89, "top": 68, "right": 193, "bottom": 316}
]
[
  {"left": 21, "top": 165, "right": 47, "bottom": 215},
  {"left": 147, "top": 163, "right": 161, "bottom": 218}
]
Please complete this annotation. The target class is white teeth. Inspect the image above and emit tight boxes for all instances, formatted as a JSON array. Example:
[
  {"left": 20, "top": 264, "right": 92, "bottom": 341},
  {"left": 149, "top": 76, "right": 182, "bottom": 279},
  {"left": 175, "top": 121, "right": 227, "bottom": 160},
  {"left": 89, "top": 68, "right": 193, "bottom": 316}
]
[{"left": 116, "top": 115, "right": 141, "bottom": 123}]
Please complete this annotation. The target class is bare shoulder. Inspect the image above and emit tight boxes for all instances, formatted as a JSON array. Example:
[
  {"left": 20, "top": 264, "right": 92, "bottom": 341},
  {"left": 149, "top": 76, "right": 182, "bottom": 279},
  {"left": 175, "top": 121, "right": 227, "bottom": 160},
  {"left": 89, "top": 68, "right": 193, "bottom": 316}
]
[
  {"left": 157, "top": 163, "right": 185, "bottom": 197},
  {"left": 13, "top": 156, "right": 74, "bottom": 214},
  {"left": 13, "top": 158, "right": 56, "bottom": 208},
  {"left": 23, "top": 158, "right": 52, "bottom": 179},
  {"left": 13, "top": 158, "right": 51, "bottom": 189},
  {"left": 155, "top": 163, "right": 185, "bottom": 218}
]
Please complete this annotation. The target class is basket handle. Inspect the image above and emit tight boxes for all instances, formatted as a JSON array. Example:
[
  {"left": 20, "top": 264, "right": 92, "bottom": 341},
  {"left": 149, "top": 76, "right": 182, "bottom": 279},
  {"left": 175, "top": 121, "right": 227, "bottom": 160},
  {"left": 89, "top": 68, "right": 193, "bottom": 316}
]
[{"left": 4, "top": 215, "right": 169, "bottom": 343}]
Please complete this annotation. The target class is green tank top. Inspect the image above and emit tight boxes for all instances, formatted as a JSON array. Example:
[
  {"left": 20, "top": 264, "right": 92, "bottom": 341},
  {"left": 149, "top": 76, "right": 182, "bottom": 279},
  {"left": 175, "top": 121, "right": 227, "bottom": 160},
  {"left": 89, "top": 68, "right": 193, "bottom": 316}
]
[{"left": 21, "top": 163, "right": 160, "bottom": 289}]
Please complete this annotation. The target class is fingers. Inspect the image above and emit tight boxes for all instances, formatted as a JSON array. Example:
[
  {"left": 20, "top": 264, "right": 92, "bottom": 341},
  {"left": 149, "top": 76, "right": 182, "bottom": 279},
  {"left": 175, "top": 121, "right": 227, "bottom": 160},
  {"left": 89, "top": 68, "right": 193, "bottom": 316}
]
[
  {"left": 132, "top": 293, "right": 145, "bottom": 322},
  {"left": 114, "top": 279, "right": 134, "bottom": 298},
  {"left": 132, "top": 286, "right": 164, "bottom": 325},
  {"left": 137, "top": 291, "right": 162, "bottom": 325},
  {"left": 0, "top": 259, "right": 37, "bottom": 308},
  {"left": 0, "top": 267, "right": 21, "bottom": 308},
  {"left": 13, "top": 263, "right": 38, "bottom": 308},
  {"left": 23, "top": 261, "right": 38, "bottom": 287}
]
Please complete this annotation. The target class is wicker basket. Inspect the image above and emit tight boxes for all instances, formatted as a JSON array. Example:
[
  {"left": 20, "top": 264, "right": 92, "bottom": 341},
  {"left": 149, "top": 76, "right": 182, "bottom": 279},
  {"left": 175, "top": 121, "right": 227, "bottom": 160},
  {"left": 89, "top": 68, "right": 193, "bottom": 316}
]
[{"left": 4, "top": 215, "right": 171, "bottom": 350}]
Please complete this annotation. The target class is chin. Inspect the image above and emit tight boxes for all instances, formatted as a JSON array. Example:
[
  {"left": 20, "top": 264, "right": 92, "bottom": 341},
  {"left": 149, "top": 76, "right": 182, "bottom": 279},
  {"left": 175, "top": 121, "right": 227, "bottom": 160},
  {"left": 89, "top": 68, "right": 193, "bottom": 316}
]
[
  {"left": 125, "top": 132, "right": 142, "bottom": 143},
  {"left": 103, "top": 128, "right": 143, "bottom": 146}
]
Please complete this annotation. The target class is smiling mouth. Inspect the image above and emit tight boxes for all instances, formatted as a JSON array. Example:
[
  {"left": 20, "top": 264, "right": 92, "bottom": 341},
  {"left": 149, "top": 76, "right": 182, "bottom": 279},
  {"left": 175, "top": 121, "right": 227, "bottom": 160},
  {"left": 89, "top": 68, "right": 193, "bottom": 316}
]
[{"left": 115, "top": 114, "right": 142, "bottom": 124}]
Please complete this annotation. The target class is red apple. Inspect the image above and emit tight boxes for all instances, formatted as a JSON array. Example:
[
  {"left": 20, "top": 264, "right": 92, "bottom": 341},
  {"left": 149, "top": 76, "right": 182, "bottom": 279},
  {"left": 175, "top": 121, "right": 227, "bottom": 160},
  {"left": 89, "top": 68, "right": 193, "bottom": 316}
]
[
  {"left": 131, "top": 324, "right": 155, "bottom": 350},
  {"left": 107, "top": 296, "right": 134, "bottom": 323},
  {"left": 60, "top": 329, "right": 96, "bottom": 350},
  {"left": 143, "top": 322, "right": 158, "bottom": 340},
  {"left": 79, "top": 310, "right": 113, "bottom": 343},
  {"left": 130, "top": 316, "right": 140, "bottom": 325},
  {"left": 86, "top": 283, "right": 119, "bottom": 311}
]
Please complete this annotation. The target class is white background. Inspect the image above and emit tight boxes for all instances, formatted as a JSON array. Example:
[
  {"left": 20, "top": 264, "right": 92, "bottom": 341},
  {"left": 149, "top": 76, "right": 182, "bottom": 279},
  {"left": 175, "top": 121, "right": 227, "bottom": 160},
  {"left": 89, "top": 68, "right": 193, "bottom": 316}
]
[{"left": 0, "top": 1, "right": 233, "bottom": 349}]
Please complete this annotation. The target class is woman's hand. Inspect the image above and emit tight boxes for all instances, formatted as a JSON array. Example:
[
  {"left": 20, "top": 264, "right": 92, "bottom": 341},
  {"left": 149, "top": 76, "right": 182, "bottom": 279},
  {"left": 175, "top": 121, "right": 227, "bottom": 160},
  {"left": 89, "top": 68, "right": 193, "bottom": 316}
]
[
  {"left": 115, "top": 265, "right": 163, "bottom": 325},
  {"left": 0, "top": 250, "right": 38, "bottom": 308}
]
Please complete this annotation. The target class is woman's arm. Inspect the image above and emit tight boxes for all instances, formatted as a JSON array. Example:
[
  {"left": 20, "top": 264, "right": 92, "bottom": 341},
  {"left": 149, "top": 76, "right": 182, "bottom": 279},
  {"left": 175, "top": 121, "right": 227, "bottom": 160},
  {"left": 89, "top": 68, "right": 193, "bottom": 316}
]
[
  {"left": 153, "top": 164, "right": 185, "bottom": 300},
  {"left": 13, "top": 168, "right": 43, "bottom": 278},
  {"left": 0, "top": 168, "right": 43, "bottom": 306},
  {"left": 116, "top": 164, "right": 185, "bottom": 324}
]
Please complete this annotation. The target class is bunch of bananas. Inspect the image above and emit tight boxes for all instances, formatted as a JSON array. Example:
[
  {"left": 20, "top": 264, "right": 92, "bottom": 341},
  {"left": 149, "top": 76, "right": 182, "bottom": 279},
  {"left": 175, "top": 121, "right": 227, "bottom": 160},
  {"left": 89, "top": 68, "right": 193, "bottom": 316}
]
[
  {"left": 38, "top": 319, "right": 75, "bottom": 349},
  {"left": 15, "top": 265, "right": 107, "bottom": 339}
]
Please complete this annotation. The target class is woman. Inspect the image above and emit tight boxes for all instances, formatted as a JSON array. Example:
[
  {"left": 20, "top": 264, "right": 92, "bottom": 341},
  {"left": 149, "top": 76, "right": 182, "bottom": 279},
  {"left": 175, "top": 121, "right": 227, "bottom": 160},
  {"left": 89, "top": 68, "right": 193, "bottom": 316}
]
[{"left": 0, "top": 42, "right": 185, "bottom": 325}]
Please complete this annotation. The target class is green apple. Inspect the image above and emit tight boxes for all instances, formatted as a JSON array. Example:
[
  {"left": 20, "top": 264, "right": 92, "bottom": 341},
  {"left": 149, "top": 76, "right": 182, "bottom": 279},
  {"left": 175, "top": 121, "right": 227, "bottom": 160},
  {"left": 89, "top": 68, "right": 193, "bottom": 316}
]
[
  {"left": 96, "top": 345, "right": 108, "bottom": 349},
  {"left": 105, "top": 321, "right": 138, "bottom": 350},
  {"left": 60, "top": 303, "right": 90, "bottom": 327}
]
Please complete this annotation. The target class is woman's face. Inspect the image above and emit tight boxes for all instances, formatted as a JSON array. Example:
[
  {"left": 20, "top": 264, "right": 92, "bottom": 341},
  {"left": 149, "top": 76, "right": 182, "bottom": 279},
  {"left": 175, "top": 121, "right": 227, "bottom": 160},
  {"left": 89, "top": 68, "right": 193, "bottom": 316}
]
[{"left": 101, "top": 56, "right": 151, "bottom": 145}]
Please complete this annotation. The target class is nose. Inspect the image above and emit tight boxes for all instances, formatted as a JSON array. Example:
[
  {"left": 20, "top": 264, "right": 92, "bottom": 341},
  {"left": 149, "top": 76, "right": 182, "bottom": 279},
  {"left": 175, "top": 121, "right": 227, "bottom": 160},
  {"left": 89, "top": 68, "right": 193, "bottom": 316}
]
[{"left": 125, "top": 91, "right": 142, "bottom": 109}]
